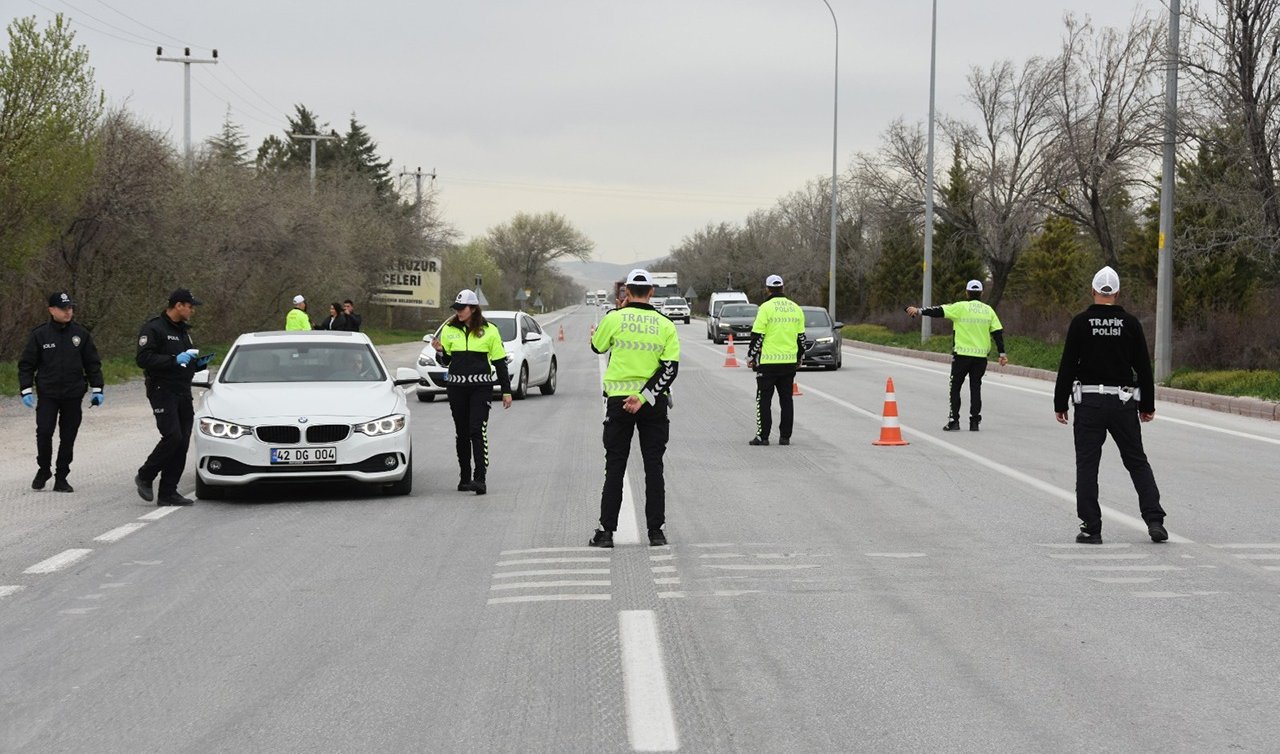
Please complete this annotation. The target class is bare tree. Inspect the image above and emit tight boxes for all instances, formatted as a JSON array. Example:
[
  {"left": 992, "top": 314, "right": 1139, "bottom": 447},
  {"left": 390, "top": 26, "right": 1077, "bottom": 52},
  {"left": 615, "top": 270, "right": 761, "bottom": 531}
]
[
  {"left": 956, "top": 56, "right": 1060, "bottom": 306},
  {"left": 485, "top": 212, "right": 594, "bottom": 295},
  {"left": 1052, "top": 12, "right": 1165, "bottom": 267}
]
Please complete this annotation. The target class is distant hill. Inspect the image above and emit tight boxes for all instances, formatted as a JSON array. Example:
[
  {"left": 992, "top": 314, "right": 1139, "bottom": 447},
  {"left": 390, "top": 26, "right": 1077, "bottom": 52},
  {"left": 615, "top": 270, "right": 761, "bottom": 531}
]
[{"left": 556, "top": 258, "right": 668, "bottom": 292}]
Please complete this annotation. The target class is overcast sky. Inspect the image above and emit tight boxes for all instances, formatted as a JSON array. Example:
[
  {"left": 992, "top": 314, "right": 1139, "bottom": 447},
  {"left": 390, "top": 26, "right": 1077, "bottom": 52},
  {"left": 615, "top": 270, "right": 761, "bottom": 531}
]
[{"left": 16, "top": 0, "right": 1163, "bottom": 263}]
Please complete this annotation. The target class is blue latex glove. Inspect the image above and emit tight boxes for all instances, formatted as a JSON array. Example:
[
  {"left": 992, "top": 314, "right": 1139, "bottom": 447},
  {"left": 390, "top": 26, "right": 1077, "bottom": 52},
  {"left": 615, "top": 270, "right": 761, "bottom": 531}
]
[
  {"left": 176, "top": 351, "right": 194, "bottom": 366},
  {"left": 22, "top": 394, "right": 35, "bottom": 409},
  {"left": 90, "top": 393, "right": 104, "bottom": 407}
]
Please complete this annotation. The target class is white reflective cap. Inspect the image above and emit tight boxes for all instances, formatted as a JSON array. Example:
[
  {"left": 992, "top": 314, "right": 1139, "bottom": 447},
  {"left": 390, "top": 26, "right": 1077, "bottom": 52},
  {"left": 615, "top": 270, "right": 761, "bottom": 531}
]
[
  {"left": 1092, "top": 266, "right": 1120, "bottom": 295},
  {"left": 451, "top": 289, "right": 481, "bottom": 309},
  {"left": 966, "top": 280, "right": 983, "bottom": 292},
  {"left": 626, "top": 268, "right": 652, "bottom": 285},
  {"left": 766, "top": 274, "right": 784, "bottom": 287},
  {"left": 292, "top": 294, "right": 306, "bottom": 304}
]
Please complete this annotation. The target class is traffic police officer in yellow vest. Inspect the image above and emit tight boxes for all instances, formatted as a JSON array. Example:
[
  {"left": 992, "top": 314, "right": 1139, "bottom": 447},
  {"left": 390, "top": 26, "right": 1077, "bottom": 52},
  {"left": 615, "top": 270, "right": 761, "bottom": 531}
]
[
  {"left": 286, "top": 295, "right": 311, "bottom": 331},
  {"left": 746, "top": 274, "right": 806, "bottom": 446},
  {"left": 589, "top": 269, "right": 680, "bottom": 548},
  {"left": 907, "top": 279, "right": 1007, "bottom": 431}
]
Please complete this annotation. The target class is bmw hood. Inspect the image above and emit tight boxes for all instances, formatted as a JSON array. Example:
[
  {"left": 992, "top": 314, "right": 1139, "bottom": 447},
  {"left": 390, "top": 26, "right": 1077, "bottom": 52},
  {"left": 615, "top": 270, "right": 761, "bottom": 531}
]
[{"left": 201, "top": 382, "right": 402, "bottom": 421}]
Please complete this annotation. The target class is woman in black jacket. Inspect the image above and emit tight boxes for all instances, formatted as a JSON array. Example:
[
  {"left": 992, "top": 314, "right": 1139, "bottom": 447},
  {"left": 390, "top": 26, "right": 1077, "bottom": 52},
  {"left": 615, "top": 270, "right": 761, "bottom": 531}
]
[{"left": 318, "top": 302, "right": 349, "bottom": 331}]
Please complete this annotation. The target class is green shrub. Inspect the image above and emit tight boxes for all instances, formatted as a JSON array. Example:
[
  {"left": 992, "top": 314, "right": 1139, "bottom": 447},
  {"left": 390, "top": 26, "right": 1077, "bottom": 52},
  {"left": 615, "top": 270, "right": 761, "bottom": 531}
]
[{"left": 1166, "top": 369, "right": 1280, "bottom": 401}]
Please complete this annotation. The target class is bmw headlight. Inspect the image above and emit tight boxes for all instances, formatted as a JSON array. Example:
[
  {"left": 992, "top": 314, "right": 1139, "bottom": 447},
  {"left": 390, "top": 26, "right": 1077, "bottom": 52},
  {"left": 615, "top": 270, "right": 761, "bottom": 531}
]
[
  {"left": 816, "top": 336, "right": 834, "bottom": 344},
  {"left": 418, "top": 354, "right": 437, "bottom": 367},
  {"left": 354, "top": 414, "right": 406, "bottom": 436},
  {"left": 198, "top": 417, "right": 253, "bottom": 439}
]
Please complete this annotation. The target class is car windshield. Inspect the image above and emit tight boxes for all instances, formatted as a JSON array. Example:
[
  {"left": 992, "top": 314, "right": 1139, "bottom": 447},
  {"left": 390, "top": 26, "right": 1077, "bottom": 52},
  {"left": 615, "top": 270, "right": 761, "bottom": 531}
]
[
  {"left": 486, "top": 317, "right": 517, "bottom": 342},
  {"left": 720, "top": 304, "right": 758, "bottom": 317},
  {"left": 664, "top": 298, "right": 687, "bottom": 306},
  {"left": 220, "top": 342, "right": 386, "bottom": 383},
  {"left": 803, "top": 309, "right": 832, "bottom": 327}
]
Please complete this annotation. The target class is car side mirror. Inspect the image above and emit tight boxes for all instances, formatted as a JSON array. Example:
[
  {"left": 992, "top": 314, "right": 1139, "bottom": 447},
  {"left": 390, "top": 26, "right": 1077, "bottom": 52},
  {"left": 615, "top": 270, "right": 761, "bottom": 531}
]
[
  {"left": 523, "top": 332, "right": 542, "bottom": 343},
  {"left": 833, "top": 321, "right": 844, "bottom": 329},
  {"left": 422, "top": 333, "right": 432, "bottom": 342},
  {"left": 192, "top": 369, "right": 213, "bottom": 389},
  {"left": 393, "top": 367, "right": 420, "bottom": 387}
]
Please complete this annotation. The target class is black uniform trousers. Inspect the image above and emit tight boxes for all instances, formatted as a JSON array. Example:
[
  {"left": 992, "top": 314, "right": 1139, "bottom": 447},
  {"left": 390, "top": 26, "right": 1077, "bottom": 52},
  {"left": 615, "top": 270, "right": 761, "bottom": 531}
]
[
  {"left": 755, "top": 370, "right": 796, "bottom": 441},
  {"left": 447, "top": 384, "right": 492, "bottom": 482},
  {"left": 600, "top": 396, "right": 669, "bottom": 533},
  {"left": 138, "top": 386, "right": 195, "bottom": 496},
  {"left": 949, "top": 355, "right": 988, "bottom": 423},
  {"left": 35, "top": 396, "right": 84, "bottom": 479},
  {"left": 1073, "top": 394, "right": 1164, "bottom": 533}
]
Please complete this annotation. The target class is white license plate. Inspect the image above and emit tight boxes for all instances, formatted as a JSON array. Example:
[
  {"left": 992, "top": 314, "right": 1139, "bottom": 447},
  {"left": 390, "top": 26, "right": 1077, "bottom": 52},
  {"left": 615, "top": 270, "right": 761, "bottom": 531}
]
[{"left": 270, "top": 447, "right": 337, "bottom": 465}]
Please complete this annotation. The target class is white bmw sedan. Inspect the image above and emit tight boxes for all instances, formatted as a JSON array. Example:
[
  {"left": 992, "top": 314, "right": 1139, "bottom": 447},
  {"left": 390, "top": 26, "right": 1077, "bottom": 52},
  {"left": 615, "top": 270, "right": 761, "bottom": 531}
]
[{"left": 192, "top": 331, "right": 420, "bottom": 499}]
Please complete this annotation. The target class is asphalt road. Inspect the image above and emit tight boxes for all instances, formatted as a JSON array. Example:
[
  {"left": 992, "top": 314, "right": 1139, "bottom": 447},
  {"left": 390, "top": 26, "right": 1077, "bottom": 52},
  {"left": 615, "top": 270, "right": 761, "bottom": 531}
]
[{"left": 3, "top": 306, "right": 1280, "bottom": 753}]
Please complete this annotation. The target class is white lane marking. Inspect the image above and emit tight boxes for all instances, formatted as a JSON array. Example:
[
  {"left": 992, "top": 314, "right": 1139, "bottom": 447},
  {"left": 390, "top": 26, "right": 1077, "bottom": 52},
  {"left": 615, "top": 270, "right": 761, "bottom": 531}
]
[
  {"left": 865, "top": 552, "right": 927, "bottom": 558},
  {"left": 616, "top": 472, "right": 642, "bottom": 546},
  {"left": 489, "top": 581, "right": 611, "bottom": 591},
  {"left": 690, "top": 543, "right": 739, "bottom": 548},
  {"left": 1133, "top": 591, "right": 1188, "bottom": 598},
  {"left": 500, "top": 547, "right": 605, "bottom": 555},
  {"left": 93, "top": 522, "right": 148, "bottom": 543},
  {"left": 1212, "top": 544, "right": 1280, "bottom": 549},
  {"left": 24, "top": 549, "right": 93, "bottom": 575},
  {"left": 657, "top": 591, "right": 687, "bottom": 599},
  {"left": 138, "top": 507, "right": 180, "bottom": 521},
  {"left": 1072, "top": 565, "right": 1185, "bottom": 571},
  {"left": 1088, "top": 577, "right": 1159, "bottom": 584},
  {"left": 0, "top": 586, "right": 25, "bottom": 599},
  {"left": 706, "top": 564, "right": 821, "bottom": 571},
  {"left": 60, "top": 607, "right": 99, "bottom": 615},
  {"left": 854, "top": 349, "right": 1280, "bottom": 446},
  {"left": 1264, "top": 566, "right": 1280, "bottom": 571},
  {"left": 654, "top": 578, "right": 682, "bottom": 585},
  {"left": 487, "top": 594, "right": 611, "bottom": 605},
  {"left": 492, "top": 569, "right": 610, "bottom": 578},
  {"left": 1234, "top": 554, "right": 1280, "bottom": 560},
  {"left": 1034, "top": 543, "right": 1132, "bottom": 548},
  {"left": 650, "top": 554, "right": 676, "bottom": 562},
  {"left": 804, "top": 384, "right": 1195, "bottom": 544},
  {"left": 1049, "top": 553, "right": 1150, "bottom": 560},
  {"left": 495, "top": 557, "right": 611, "bottom": 566},
  {"left": 697, "top": 553, "right": 743, "bottom": 559},
  {"left": 651, "top": 566, "right": 678, "bottom": 573},
  {"left": 619, "top": 610, "right": 680, "bottom": 752}
]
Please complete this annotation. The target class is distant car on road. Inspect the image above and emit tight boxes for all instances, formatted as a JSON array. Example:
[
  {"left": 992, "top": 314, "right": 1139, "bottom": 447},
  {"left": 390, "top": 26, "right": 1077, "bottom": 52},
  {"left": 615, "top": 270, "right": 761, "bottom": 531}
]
[
  {"left": 191, "top": 330, "right": 419, "bottom": 499},
  {"left": 713, "top": 302, "right": 759, "bottom": 345},
  {"left": 800, "top": 306, "right": 844, "bottom": 370},
  {"left": 706, "top": 291, "right": 749, "bottom": 340},
  {"left": 414, "top": 310, "right": 558, "bottom": 402},
  {"left": 659, "top": 296, "right": 691, "bottom": 324}
]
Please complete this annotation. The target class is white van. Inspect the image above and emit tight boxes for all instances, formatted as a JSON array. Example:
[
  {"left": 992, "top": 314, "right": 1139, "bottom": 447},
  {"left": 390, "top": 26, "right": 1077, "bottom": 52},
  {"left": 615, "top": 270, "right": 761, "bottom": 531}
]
[{"left": 705, "top": 291, "right": 749, "bottom": 340}]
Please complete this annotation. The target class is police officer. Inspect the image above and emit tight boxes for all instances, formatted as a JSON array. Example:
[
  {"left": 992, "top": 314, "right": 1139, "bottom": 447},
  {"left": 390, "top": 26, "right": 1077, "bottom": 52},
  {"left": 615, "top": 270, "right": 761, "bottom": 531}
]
[
  {"left": 746, "top": 274, "right": 805, "bottom": 446},
  {"left": 589, "top": 269, "right": 680, "bottom": 548},
  {"left": 906, "top": 280, "right": 1008, "bottom": 431},
  {"left": 1054, "top": 266, "right": 1166, "bottom": 544},
  {"left": 135, "top": 288, "right": 207, "bottom": 506},
  {"left": 286, "top": 295, "right": 311, "bottom": 330},
  {"left": 17, "top": 292, "right": 104, "bottom": 492},
  {"left": 431, "top": 289, "right": 512, "bottom": 495}
]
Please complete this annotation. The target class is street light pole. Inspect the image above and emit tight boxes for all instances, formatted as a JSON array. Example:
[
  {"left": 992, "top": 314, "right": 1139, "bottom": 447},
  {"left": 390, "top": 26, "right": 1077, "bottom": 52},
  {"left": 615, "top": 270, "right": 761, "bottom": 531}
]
[
  {"left": 1155, "top": 0, "right": 1181, "bottom": 382},
  {"left": 820, "top": 0, "right": 839, "bottom": 318},
  {"left": 921, "top": 0, "right": 938, "bottom": 342}
]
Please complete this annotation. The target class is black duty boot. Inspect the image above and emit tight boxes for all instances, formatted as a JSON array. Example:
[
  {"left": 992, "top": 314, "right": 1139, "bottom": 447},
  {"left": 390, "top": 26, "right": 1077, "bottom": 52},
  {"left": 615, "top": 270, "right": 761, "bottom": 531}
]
[
  {"left": 943, "top": 420, "right": 961, "bottom": 431},
  {"left": 134, "top": 474, "right": 154, "bottom": 502},
  {"left": 1076, "top": 528, "right": 1103, "bottom": 545},
  {"left": 779, "top": 437, "right": 791, "bottom": 446},
  {"left": 457, "top": 477, "right": 472, "bottom": 492},
  {"left": 648, "top": 529, "right": 668, "bottom": 546},
  {"left": 969, "top": 419, "right": 980, "bottom": 432},
  {"left": 157, "top": 491, "right": 194, "bottom": 506},
  {"left": 471, "top": 479, "right": 486, "bottom": 496},
  {"left": 1148, "top": 521, "right": 1169, "bottom": 543},
  {"left": 32, "top": 469, "right": 52, "bottom": 490},
  {"left": 52, "top": 478, "right": 74, "bottom": 493},
  {"left": 748, "top": 436, "right": 770, "bottom": 446},
  {"left": 589, "top": 529, "right": 614, "bottom": 548}
]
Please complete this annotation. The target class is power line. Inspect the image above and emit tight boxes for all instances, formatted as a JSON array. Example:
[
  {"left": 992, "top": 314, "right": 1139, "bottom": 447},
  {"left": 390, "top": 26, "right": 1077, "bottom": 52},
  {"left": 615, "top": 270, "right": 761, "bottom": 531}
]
[
  {"left": 26, "top": 0, "right": 154, "bottom": 49},
  {"left": 51, "top": 0, "right": 158, "bottom": 46},
  {"left": 190, "top": 74, "right": 281, "bottom": 131},
  {"left": 222, "top": 62, "right": 292, "bottom": 121},
  {"left": 197, "top": 66, "right": 286, "bottom": 126},
  {"left": 88, "top": 0, "right": 210, "bottom": 49}
]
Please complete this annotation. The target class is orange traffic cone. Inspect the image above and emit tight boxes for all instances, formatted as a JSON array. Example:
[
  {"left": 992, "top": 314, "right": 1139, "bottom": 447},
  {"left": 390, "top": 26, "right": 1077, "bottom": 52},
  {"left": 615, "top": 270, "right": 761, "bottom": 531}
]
[
  {"left": 558, "top": 325, "right": 565, "bottom": 341},
  {"left": 723, "top": 333, "right": 740, "bottom": 368},
  {"left": 792, "top": 381, "right": 803, "bottom": 396},
  {"left": 872, "top": 377, "right": 909, "bottom": 446}
]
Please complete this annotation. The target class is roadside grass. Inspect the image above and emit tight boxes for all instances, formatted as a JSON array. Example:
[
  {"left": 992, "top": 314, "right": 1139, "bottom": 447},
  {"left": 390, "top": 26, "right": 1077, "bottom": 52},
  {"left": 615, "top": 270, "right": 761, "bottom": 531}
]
[
  {"left": 0, "top": 326, "right": 424, "bottom": 396},
  {"left": 842, "top": 324, "right": 1280, "bottom": 400}
]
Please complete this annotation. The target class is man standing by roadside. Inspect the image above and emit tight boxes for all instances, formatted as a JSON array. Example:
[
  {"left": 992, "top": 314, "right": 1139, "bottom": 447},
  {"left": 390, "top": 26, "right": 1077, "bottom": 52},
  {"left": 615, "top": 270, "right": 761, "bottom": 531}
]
[
  {"left": 746, "top": 274, "right": 805, "bottom": 446},
  {"left": 1054, "top": 266, "right": 1166, "bottom": 544},
  {"left": 589, "top": 269, "right": 680, "bottom": 548},
  {"left": 286, "top": 295, "right": 311, "bottom": 331},
  {"left": 17, "top": 292, "right": 105, "bottom": 492},
  {"left": 342, "top": 299, "right": 362, "bottom": 331},
  {"left": 906, "top": 280, "right": 1007, "bottom": 431},
  {"left": 135, "top": 288, "right": 207, "bottom": 506}
]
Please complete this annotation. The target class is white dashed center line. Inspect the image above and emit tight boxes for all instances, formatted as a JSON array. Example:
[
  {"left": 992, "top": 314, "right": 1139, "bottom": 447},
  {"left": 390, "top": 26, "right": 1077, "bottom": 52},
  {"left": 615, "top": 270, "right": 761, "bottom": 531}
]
[{"left": 24, "top": 549, "right": 93, "bottom": 575}]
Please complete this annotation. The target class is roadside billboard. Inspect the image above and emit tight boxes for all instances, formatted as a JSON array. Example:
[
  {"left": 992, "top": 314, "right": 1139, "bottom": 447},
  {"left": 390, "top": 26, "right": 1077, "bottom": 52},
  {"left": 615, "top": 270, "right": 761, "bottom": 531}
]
[{"left": 370, "top": 258, "right": 442, "bottom": 308}]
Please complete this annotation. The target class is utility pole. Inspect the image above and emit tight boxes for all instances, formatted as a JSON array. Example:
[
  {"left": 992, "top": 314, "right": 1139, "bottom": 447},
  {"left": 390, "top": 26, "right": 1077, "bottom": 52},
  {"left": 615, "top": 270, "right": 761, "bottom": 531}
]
[
  {"left": 921, "top": 0, "right": 938, "bottom": 342},
  {"left": 155, "top": 47, "right": 218, "bottom": 171},
  {"left": 1155, "top": 0, "right": 1181, "bottom": 382},
  {"left": 289, "top": 132, "right": 338, "bottom": 193},
  {"left": 399, "top": 166, "right": 437, "bottom": 229}
]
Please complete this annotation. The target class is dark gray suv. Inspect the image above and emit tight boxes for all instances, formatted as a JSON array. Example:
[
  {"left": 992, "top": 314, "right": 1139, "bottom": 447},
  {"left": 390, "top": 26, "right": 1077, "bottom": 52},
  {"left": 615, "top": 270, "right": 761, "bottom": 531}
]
[{"left": 800, "top": 306, "right": 844, "bottom": 370}]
